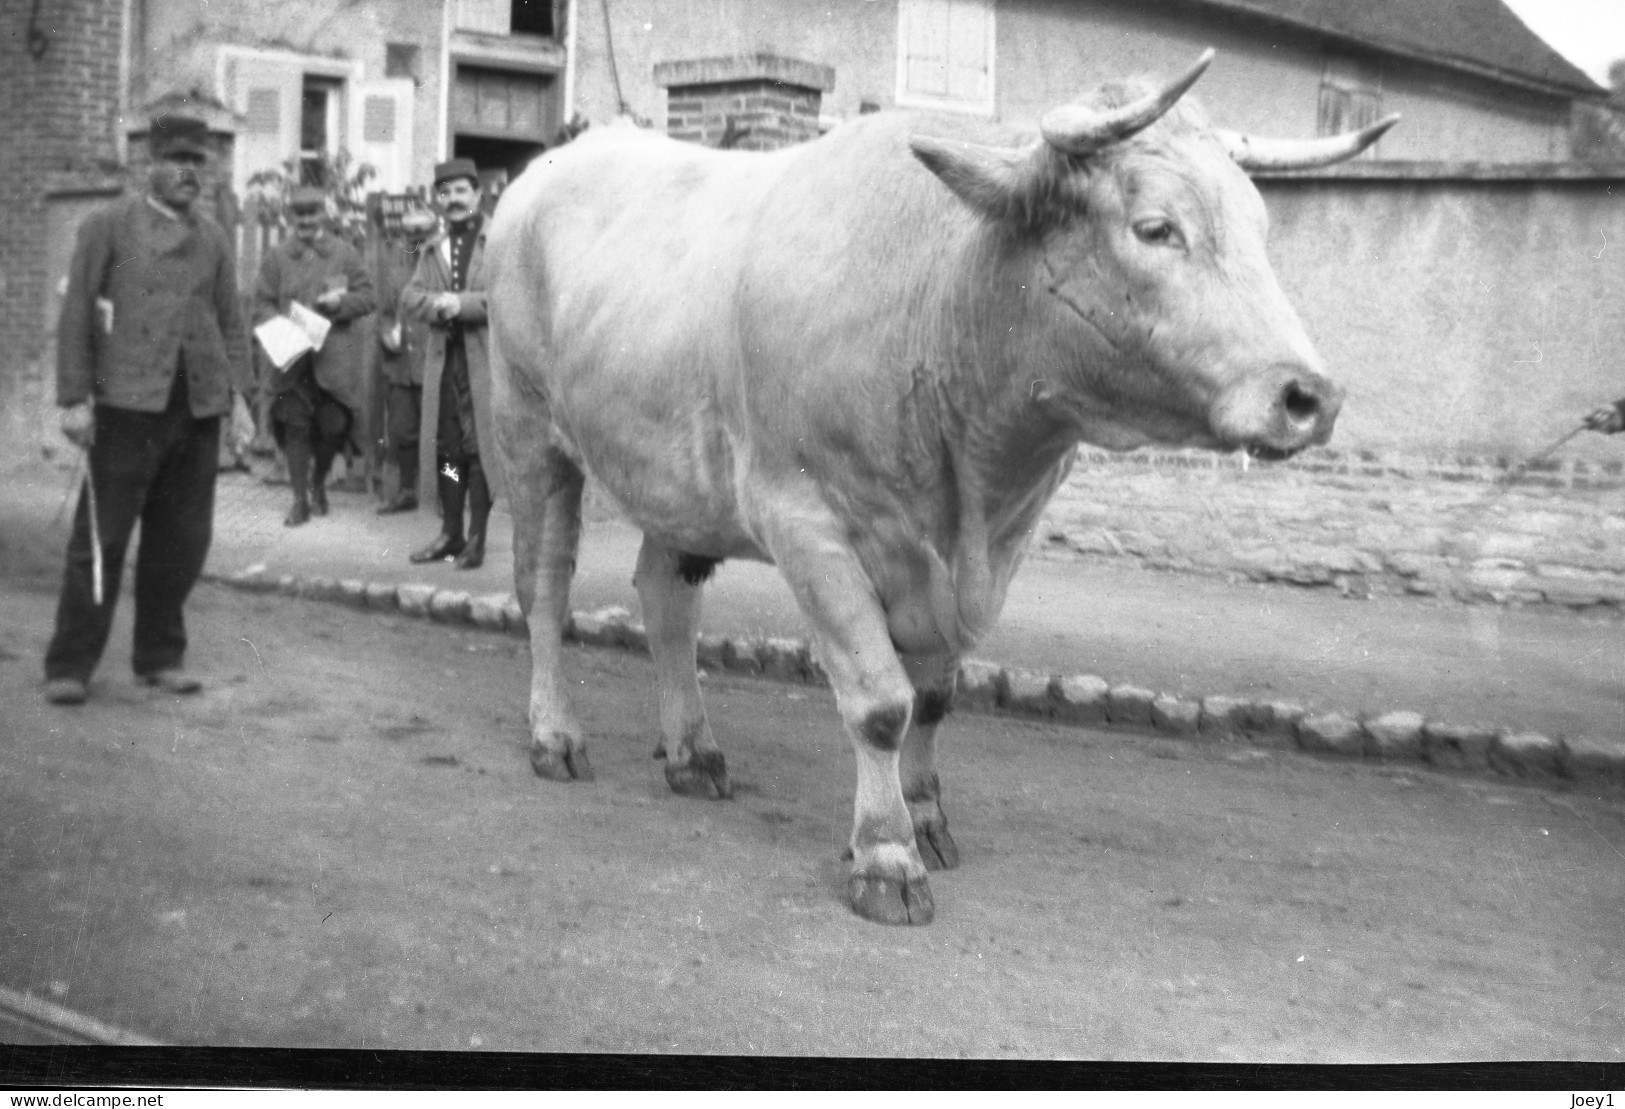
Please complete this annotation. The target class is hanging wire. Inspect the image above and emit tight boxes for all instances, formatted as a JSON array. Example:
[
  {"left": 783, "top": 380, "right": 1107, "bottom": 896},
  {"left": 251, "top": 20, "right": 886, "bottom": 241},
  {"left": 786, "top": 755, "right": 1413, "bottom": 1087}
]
[{"left": 598, "top": 0, "right": 627, "bottom": 114}]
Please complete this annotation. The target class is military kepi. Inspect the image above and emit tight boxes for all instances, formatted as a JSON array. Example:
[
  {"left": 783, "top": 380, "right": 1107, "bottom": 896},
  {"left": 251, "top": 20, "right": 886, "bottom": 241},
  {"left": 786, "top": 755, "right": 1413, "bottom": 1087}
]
[
  {"left": 149, "top": 114, "right": 210, "bottom": 159},
  {"left": 288, "top": 185, "right": 327, "bottom": 213},
  {"left": 433, "top": 157, "right": 479, "bottom": 188}
]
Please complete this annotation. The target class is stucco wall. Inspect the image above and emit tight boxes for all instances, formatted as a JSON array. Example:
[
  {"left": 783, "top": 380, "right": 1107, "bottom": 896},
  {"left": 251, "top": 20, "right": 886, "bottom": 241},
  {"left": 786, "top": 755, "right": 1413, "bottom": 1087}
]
[
  {"left": 1000, "top": 0, "right": 1568, "bottom": 162},
  {"left": 1259, "top": 171, "right": 1625, "bottom": 460},
  {"left": 568, "top": 0, "right": 1570, "bottom": 162}
]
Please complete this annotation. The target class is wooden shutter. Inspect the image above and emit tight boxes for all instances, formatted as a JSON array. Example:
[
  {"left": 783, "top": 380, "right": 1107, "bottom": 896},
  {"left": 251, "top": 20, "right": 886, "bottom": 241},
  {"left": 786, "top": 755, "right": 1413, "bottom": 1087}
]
[
  {"left": 225, "top": 54, "right": 304, "bottom": 195},
  {"left": 898, "top": 0, "right": 993, "bottom": 114},
  {"left": 351, "top": 78, "right": 417, "bottom": 192}
]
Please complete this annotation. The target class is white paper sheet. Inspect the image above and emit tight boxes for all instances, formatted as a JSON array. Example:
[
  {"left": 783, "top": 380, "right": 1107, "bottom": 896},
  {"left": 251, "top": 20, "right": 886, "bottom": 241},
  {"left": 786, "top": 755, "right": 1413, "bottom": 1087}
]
[
  {"left": 253, "top": 315, "right": 314, "bottom": 371},
  {"left": 288, "top": 300, "right": 332, "bottom": 352},
  {"left": 253, "top": 301, "right": 333, "bottom": 370}
]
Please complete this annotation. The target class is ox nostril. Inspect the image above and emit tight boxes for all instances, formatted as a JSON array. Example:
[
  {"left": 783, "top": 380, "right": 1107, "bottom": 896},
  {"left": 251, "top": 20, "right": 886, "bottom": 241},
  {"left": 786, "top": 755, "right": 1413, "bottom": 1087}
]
[{"left": 1282, "top": 380, "right": 1320, "bottom": 424}]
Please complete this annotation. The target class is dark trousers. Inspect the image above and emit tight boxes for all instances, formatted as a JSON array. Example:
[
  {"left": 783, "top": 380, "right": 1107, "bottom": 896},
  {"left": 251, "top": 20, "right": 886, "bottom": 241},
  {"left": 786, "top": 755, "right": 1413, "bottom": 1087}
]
[
  {"left": 385, "top": 382, "right": 421, "bottom": 450},
  {"left": 271, "top": 355, "right": 352, "bottom": 501},
  {"left": 385, "top": 382, "right": 421, "bottom": 491},
  {"left": 436, "top": 336, "right": 477, "bottom": 460},
  {"left": 44, "top": 379, "right": 221, "bottom": 683}
]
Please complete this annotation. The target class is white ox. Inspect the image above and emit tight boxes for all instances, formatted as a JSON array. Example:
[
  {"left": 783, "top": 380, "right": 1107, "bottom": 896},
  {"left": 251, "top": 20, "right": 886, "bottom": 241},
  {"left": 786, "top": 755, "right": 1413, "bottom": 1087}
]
[{"left": 486, "top": 52, "right": 1394, "bottom": 925}]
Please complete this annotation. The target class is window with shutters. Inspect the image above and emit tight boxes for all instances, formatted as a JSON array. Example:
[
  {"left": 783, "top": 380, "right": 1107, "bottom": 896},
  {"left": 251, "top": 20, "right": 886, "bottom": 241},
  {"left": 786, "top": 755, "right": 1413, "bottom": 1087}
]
[
  {"left": 453, "top": 65, "right": 553, "bottom": 140},
  {"left": 896, "top": 0, "right": 995, "bottom": 115}
]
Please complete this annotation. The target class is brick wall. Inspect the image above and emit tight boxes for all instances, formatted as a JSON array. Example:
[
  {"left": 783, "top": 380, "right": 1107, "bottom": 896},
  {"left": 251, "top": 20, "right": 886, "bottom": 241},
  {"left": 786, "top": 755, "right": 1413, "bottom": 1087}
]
[
  {"left": 654, "top": 54, "right": 833, "bottom": 152},
  {"left": 0, "top": 0, "right": 127, "bottom": 468}
]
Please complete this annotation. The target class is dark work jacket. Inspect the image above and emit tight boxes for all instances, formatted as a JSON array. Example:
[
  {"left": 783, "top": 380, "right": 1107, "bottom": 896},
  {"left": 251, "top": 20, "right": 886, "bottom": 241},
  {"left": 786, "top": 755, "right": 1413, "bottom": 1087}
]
[
  {"left": 57, "top": 194, "right": 250, "bottom": 417},
  {"left": 252, "top": 230, "right": 377, "bottom": 414}
]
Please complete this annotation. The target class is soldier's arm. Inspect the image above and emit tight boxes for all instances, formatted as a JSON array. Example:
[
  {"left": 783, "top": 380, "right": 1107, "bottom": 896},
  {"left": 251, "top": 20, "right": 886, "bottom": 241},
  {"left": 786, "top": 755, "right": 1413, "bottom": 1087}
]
[
  {"left": 56, "top": 210, "right": 114, "bottom": 408},
  {"left": 451, "top": 285, "right": 488, "bottom": 326},
  {"left": 398, "top": 249, "right": 442, "bottom": 323},
  {"left": 327, "top": 243, "right": 377, "bottom": 322}
]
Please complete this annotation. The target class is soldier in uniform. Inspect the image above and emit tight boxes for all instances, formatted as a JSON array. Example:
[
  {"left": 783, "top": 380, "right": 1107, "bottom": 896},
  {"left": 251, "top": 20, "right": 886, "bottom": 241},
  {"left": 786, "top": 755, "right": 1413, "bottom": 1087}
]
[
  {"left": 402, "top": 158, "right": 500, "bottom": 569},
  {"left": 252, "top": 185, "right": 377, "bottom": 526}
]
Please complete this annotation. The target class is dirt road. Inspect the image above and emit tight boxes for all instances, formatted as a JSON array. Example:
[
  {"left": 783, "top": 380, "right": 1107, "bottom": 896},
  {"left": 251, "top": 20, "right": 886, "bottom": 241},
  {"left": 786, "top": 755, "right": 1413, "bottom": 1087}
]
[{"left": 1, "top": 573, "right": 1622, "bottom": 1061}]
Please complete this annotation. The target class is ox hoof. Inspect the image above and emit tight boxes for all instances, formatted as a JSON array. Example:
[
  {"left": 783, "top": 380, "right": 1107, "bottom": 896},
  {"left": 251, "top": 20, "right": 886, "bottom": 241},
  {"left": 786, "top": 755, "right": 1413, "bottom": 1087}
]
[
  {"left": 664, "top": 750, "right": 732, "bottom": 800},
  {"left": 846, "top": 871, "right": 935, "bottom": 926},
  {"left": 915, "top": 818, "right": 960, "bottom": 872},
  {"left": 529, "top": 743, "right": 595, "bottom": 782}
]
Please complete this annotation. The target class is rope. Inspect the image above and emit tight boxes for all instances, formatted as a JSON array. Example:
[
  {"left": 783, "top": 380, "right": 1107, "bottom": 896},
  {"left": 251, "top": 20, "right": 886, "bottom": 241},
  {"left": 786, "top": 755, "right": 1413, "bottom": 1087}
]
[{"left": 598, "top": 0, "right": 627, "bottom": 114}]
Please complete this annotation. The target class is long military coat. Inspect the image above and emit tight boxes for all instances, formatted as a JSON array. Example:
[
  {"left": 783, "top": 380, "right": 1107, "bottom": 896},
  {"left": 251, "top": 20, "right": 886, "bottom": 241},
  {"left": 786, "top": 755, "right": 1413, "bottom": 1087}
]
[
  {"left": 252, "top": 230, "right": 376, "bottom": 420},
  {"left": 400, "top": 219, "right": 503, "bottom": 502},
  {"left": 57, "top": 194, "right": 250, "bottom": 416}
]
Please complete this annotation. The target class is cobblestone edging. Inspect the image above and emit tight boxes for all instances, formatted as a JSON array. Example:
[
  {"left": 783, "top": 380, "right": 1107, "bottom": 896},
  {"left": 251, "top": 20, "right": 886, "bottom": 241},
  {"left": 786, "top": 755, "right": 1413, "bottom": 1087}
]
[{"left": 206, "top": 567, "right": 1625, "bottom": 793}]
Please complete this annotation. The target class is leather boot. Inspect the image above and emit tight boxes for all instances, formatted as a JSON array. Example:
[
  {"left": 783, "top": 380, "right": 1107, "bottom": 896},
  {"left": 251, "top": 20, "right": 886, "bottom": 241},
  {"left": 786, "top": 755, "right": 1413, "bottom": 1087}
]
[
  {"left": 377, "top": 443, "right": 419, "bottom": 514},
  {"left": 284, "top": 430, "right": 312, "bottom": 527},
  {"left": 409, "top": 457, "right": 465, "bottom": 562},
  {"left": 453, "top": 458, "right": 491, "bottom": 570},
  {"left": 311, "top": 442, "right": 334, "bottom": 517}
]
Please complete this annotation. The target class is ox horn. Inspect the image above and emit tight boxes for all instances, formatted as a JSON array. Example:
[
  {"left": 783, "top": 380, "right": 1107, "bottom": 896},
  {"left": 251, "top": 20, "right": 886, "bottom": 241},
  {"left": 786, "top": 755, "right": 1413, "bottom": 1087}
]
[
  {"left": 1219, "top": 113, "right": 1401, "bottom": 171},
  {"left": 1040, "top": 49, "right": 1215, "bottom": 155}
]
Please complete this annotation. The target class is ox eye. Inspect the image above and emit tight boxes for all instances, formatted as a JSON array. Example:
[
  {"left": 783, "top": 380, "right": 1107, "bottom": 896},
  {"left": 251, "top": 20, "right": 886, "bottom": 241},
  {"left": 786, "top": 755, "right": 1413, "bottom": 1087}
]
[{"left": 1132, "top": 218, "right": 1184, "bottom": 249}]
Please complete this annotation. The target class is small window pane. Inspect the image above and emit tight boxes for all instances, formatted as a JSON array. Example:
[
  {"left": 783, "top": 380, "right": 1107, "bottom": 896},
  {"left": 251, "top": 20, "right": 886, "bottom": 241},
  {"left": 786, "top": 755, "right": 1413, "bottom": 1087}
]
[{"left": 511, "top": 0, "right": 553, "bottom": 36}]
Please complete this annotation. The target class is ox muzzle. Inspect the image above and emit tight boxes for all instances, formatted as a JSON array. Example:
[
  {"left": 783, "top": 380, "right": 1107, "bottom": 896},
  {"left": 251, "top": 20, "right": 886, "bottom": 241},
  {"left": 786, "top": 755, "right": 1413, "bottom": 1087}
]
[{"left": 1212, "top": 363, "right": 1344, "bottom": 460}]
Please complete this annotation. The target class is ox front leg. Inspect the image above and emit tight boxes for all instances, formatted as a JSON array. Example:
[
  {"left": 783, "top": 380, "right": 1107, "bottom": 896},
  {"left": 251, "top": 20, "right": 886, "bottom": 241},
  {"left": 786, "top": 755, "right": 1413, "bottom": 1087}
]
[
  {"left": 634, "top": 538, "right": 731, "bottom": 800},
  {"left": 508, "top": 450, "right": 593, "bottom": 782},
  {"left": 901, "top": 652, "right": 962, "bottom": 872},
  {"left": 764, "top": 529, "right": 933, "bottom": 925}
]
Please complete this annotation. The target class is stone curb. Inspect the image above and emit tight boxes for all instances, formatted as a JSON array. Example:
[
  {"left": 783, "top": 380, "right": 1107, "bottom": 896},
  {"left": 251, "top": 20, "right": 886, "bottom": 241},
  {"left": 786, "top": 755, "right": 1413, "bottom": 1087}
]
[{"left": 206, "top": 567, "right": 1625, "bottom": 793}]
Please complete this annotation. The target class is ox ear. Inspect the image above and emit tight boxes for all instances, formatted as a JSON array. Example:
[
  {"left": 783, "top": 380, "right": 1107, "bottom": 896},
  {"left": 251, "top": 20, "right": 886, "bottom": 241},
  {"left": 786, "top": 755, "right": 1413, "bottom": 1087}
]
[{"left": 909, "top": 135, "right": 1047, "bottom": 225}]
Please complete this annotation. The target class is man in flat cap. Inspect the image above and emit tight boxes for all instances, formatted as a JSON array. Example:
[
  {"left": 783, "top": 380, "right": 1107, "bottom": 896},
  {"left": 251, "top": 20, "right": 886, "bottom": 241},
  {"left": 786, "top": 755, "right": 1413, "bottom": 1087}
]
[
  {"left": 43, "top": 113, "right": 251, "bottom": 704},
  {"left": 252, "top": 184, "right": 376, "bottom": 525},
  {"left": 374, "top": 206, "right": 440, "bottom": 514},
  {"left": 402, "top": 157, "right": 501, "bottom": 569}
]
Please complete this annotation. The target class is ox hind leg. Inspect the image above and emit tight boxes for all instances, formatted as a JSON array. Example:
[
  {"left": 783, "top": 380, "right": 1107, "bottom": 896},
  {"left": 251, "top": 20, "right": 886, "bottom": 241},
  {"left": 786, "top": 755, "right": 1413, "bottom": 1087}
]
[
  {"left": 900, "top": 652, "right": 962, "bottom": 872},
  {"left": 633, "top": 537, "right": 731, "bottom": 800}
]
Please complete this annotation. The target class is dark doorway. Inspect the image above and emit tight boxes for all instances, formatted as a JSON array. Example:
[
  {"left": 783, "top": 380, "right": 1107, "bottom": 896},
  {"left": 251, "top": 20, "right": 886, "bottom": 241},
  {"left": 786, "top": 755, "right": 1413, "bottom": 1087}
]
[{"left": 451, "top": 135, "right": 546, "bottom": 207}]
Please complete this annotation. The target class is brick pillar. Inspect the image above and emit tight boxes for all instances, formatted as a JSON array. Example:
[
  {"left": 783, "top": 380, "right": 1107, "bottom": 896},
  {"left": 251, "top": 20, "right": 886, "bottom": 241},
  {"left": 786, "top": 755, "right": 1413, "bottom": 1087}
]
[
  {"left": 0, "top": 0, "right": 128, "bottom": 469},
  {"left": 653, "top": 54, "right": 835, "bottom": 151}
]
